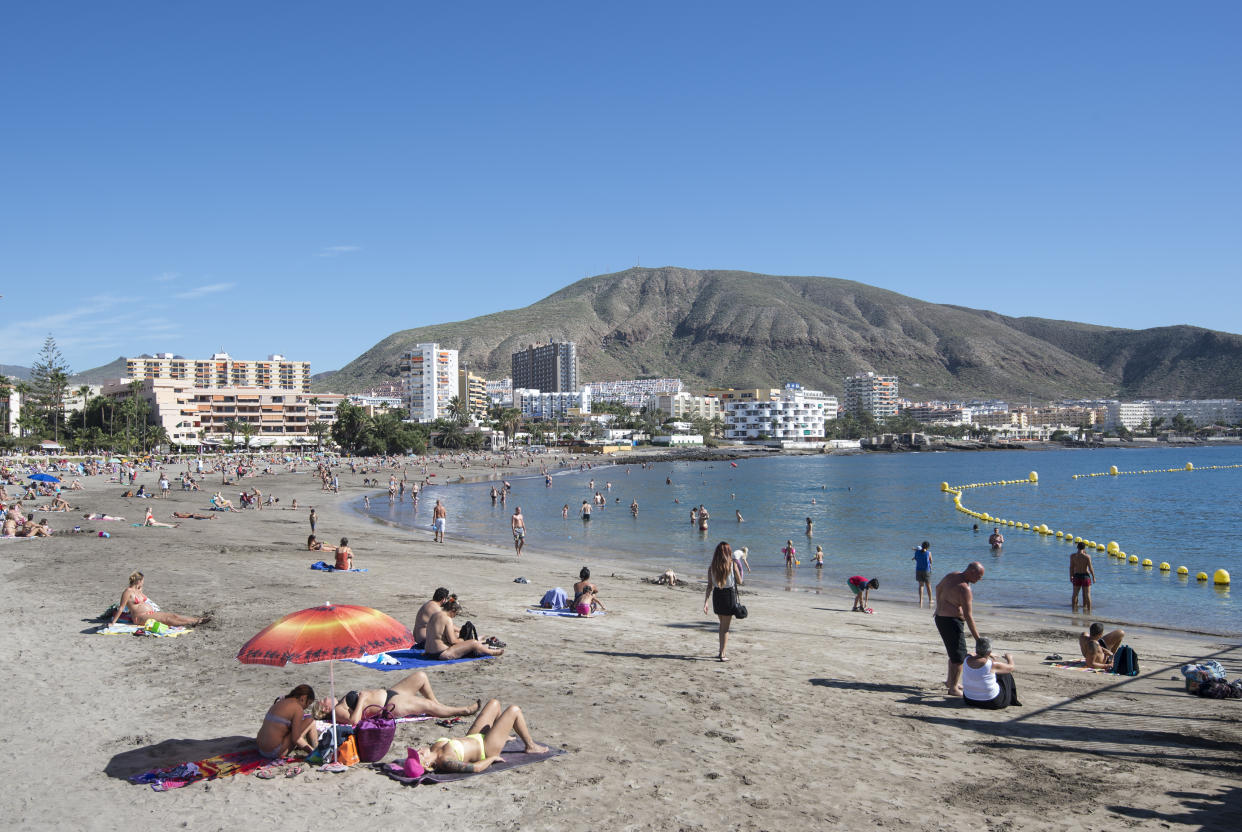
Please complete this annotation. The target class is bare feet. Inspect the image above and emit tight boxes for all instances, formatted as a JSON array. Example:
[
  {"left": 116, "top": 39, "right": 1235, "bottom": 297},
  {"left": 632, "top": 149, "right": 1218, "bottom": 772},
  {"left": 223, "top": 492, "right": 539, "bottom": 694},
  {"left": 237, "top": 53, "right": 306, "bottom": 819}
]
[{"left": 524, "top": 742, "right": 549, "bottom": 754}]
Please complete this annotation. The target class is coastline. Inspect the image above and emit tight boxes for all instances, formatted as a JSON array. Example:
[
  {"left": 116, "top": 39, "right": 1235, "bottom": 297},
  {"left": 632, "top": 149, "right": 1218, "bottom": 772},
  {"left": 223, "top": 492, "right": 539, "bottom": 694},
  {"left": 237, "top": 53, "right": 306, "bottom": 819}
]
[{"left": 4, "top": 456, "right": 1239, "bottom": 830}]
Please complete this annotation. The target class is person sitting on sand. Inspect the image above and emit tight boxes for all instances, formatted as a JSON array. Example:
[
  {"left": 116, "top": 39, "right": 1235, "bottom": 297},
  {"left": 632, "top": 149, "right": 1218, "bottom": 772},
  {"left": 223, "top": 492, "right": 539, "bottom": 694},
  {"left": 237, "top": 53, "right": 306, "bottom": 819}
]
[
  {"left": 331, "top": 671, "right": 482, "bottom": 725},
  {"left": 108, "top": 571, "right": 209, "bottom": 627},
  {"left": 848, "top": 575, "right": 880, "bottom": 612},
  {"left": 962, "top": 637, "right": 1021, "bottom": 709},
  {"left": 573, "top": 585, "right": 606, "bottom": 617},
  {"left": 68, "top": 479, "right": 84, "bottom": 490},
  {"left": 23, "top": 518, "right": 52, "bottom": 537},
  {"left": 171, "top": 512, "right": 214, "bottom": 520},
  {"left": 1078, "top": 622, "right": 1126, "bottom": 669},
  {"left": 333, "top": 537, "right": 353, "bottom": 570},
  {"left": 413, "top": 587, "right": 455, "bottom": 648},
  {"left": 307, "top": 534, "right": 328, "bottom": 551},
  {"left": 572, "top": 567, "right": 598, "bottom": 608},
  {"left": 143, "top": 506, "right": 178, "bottom": 528},
  {"left": 409, "top": 698, "right": 547, "bottom": 774},
  {"left": 211, "top": 492, "right": 239, "bottom": 511},
  {"left": 424, "top": 599, "right": 503, "bottom": 659},
  {"left": 257, "top": 684, "right": 322, "bottom": 759}
]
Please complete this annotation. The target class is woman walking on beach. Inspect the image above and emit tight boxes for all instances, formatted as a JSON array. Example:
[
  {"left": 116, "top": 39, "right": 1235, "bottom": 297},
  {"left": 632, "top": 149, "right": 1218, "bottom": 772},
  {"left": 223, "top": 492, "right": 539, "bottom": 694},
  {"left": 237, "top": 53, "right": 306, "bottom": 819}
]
[{"left": 703, "top": 541, "right": 744, "bottom": 662}]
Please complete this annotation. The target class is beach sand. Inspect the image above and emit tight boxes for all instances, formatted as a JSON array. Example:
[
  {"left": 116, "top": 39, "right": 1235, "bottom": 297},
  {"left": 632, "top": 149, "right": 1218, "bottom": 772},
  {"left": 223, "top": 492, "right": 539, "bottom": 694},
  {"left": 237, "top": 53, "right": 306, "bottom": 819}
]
[{"left": 4, "top": 458, "right": 1240, "bottom": 830}]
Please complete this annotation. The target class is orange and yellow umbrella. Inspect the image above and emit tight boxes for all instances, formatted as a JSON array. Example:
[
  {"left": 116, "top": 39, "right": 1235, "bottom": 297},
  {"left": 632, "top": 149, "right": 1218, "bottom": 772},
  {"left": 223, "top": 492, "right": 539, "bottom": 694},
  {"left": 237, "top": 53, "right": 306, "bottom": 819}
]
[{"left": 237, "top": 603, "right": 412, "bottom": 666}]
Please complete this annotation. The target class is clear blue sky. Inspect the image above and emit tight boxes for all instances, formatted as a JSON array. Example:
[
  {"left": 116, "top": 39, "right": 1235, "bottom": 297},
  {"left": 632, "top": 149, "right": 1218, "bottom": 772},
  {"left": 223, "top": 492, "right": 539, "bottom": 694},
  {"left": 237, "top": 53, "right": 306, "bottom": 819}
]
[{"left": 2, "top": 2, "right": 1238, "bottom": 375}]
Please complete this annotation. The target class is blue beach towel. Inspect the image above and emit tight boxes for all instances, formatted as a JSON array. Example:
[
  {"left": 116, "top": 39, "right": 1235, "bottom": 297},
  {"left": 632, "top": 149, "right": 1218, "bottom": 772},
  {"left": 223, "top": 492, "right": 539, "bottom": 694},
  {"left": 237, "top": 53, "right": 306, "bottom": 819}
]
[
  {"left": 525, "top": 607, "right": 607, "bottom": 618},
  {"left": 310, "top": 561, "right": 367, "bottom": 573},
  {"left": 346, "top": 648, "right": 492, "bottom": 671}
]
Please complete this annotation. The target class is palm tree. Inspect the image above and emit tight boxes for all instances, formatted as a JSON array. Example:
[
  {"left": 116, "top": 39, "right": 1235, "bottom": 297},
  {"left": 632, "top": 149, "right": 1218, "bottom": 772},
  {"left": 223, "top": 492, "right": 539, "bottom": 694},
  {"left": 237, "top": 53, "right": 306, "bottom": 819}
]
[
  {"left": 498, "top": 407, "right": 521, "bottom": 446},
  {"left": 308, "top": 420, "right": 329, "bottom": 451},
  {"left": 77, "top": 385, "right": 92, "bottom": 432},
  {"left": 224, "top": 418, "right": 241, "bottom": 448},
  {"left": 239, "top": 421, "right": 257, "bottom": 451},
  {"left": 446, "top": 395, "right": 469, "bottom": 425}
]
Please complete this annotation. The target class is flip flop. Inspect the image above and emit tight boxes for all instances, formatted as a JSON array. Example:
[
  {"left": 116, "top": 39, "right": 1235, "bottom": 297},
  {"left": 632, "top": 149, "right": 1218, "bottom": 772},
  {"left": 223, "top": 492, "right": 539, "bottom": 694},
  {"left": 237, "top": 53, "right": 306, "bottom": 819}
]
[
  {"left": 1044, "top": 654, "right": 1064, "bottom": 661},
  {"left": 256, "top": 768, "right": 279, "bottom": 780},
  {"left": 284, "top": 764, "right": 304, "bottom": 778},
  {"left": 436, "top": 717, "right": 463, "bottom": 727}
]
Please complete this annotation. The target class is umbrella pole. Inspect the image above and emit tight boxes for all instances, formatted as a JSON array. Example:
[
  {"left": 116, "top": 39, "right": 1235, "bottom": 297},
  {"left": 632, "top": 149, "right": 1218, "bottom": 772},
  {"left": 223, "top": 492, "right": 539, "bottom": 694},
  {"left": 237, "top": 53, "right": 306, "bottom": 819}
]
[{"left": 330, "top": 659, "right": 339, "bottom": 763}]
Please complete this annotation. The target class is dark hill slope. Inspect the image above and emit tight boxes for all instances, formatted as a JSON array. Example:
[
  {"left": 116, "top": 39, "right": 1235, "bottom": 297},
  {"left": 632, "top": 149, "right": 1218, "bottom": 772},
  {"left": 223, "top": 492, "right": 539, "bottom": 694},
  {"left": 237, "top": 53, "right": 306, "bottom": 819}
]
[{"left": 316, "top": 267, "right": 1242, "bottom": 401}]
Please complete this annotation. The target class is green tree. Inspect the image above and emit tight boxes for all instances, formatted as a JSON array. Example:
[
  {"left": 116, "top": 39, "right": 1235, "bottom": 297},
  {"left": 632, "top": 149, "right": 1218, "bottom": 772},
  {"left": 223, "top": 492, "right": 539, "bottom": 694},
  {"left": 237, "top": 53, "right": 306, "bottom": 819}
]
[
  {"left": 239, "top": 421, "right": 257, "bottom": 451},
  {"left": 1171, "top": 413, "right": 1195, "bottom": 435},
  {"left": 224, "top": 419, "right": 241, "bottom": 448},
  {"left": 446, "top": 396, "right": 470, "bottom": 426},
  {"left": 497, "top": 408, "right": 521, "bottom": 445},
  {"left": 308, "top": 420, "right": 330, "bottom": 451},
  {"left": 75, "top": 384, "right": 92, "bottom": 432},
  {"left": 30, "top": 336, "right": 71, "bottom": 442},
  {"left": 330, "top": 401, "right": 369, "bottom": 454}
]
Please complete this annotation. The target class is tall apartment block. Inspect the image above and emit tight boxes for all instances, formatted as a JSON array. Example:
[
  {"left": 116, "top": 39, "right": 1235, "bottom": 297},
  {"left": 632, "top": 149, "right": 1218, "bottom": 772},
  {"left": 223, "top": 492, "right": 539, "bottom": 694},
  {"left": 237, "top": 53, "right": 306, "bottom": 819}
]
[
  {"left": 844, "top": 372, "right": 899, "bottom": 418},
  {"left": 457, "top": 367, "right": 488, "bottom": 420},
  {"left": 124, "top": 353, "right": 311, "bottom": 392},
  {"left": 511, "top": 342, "right": 577, "bottom": 393},
  {"left": 402, "top": 343, "right": 459, "bottom": 422}
]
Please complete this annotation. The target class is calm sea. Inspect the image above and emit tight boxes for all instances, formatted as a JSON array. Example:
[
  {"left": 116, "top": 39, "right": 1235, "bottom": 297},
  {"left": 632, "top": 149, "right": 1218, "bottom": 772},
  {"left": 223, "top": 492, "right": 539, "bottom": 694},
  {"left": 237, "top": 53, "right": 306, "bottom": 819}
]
[{"left": 360, "top": 446, "right": 1242, "bottom": 635}]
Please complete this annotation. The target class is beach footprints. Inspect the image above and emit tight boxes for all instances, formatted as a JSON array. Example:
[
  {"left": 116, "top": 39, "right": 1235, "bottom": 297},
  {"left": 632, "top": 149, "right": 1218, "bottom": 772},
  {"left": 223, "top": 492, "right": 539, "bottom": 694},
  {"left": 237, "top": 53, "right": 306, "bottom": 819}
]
[{"left": 704, "top": 729, "right": 739, "bottom": 743}]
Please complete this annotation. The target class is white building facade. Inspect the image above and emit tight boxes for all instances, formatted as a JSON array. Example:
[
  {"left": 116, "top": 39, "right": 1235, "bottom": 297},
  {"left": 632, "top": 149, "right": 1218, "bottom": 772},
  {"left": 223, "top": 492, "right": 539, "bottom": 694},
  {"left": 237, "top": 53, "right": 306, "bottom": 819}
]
[
  {"left": 514, "top": 386, "right": 592, "bottom": 421},
  {"left": 844, "top": 372, "right": 899, "bottom": 417},
  {"left": 402, "top": 343, "right": 459, "bottom": 423},
  {"left": 124, "top": 353, "right": 311, "bottom": 392},
  {"left": 651, "top": 392, "right": 722, "bottom": 421},
  {"left": 1104, "top": 399, "right": 1242, "bottom": 430},
  {"left": 725, "top": 385, "right": 835, "bottom": 441}
]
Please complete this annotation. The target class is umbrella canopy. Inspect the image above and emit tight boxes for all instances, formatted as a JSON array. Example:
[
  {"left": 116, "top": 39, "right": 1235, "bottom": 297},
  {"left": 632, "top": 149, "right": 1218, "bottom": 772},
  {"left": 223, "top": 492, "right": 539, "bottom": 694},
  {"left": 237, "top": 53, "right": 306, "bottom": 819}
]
[
  {"left": 28, "top": 473, "right": 60, "bottom": 483},
  {"left": 237, "top": 603, "right": 412, "bottom": 666}
]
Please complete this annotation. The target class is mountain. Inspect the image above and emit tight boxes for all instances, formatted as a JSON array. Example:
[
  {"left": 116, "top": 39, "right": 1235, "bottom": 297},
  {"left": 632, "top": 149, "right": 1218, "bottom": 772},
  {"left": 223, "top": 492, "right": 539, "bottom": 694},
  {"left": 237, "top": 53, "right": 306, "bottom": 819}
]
[
  {"left": 0, "top": 364, "right": 31, "bottom": 381},
  {"left": 314, "top": 267, "right": 1242, "bottom": 401},
  {"left": 70, "top": 357, "right": 129, "bottom": 386}
]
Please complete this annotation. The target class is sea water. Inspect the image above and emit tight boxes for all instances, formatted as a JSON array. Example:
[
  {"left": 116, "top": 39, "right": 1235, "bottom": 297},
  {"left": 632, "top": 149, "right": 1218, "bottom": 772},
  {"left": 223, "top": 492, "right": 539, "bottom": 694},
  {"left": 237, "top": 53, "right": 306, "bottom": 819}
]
[{"left": 361, "top": 446, "right": 1242, "bottom": 635}]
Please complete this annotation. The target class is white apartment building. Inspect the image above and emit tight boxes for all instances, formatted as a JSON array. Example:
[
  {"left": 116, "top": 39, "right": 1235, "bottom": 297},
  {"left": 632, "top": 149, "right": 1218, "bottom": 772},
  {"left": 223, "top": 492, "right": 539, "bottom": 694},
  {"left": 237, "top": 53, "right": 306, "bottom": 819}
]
[
  {"left": 1104, "top": 399, "right": 1242, "bottom": 430},
  {"left": 844, "top": 372, "right": 899, "bottom": 417},
  {"left": 486, "top": 378, "right": 513, "bottom": 407},
  {"left": 725, "top": 385, "right": 834, "bottom": 441},
  {"left": 904, "top": 404, "right": 971, "bottom": 425},
  {"left": 124, "top": 353, "right": 311, "bottom": 392},
  {"left": 402, "top": 343, "right": 459, "bottom": 423},
  {"left": 651, "top": 392, "right": 722, "bottom": 421},
  {"left": 514, "top": 387, "right": 592, "bottom": 421},
  {"left": 591, "top": 378, "right": 683, "bottom": 408}
]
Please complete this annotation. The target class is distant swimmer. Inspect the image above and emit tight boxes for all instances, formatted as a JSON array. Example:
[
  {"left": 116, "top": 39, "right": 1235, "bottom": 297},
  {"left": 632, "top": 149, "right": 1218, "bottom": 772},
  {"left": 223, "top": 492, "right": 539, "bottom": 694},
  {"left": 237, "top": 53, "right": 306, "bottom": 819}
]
[
  {"left": 562, "top": 504, "right": 569, "bottom": 520},
  {"left": 736, "top": 510, "right": 744, "bottom": 522},
  {"left": 698, "top": 505, "right": 709, "bottom": 532},
  {"left": 630, "top": 500, "right": 638, "bottom": 516},
  {"left": 581, "top": 500, "right": 592, "bottom": 521},
  {"left": 666, "top": 477, "right": 671, "bottom": 485},
  {"left": 805, "top": 517, "right": 814, "bottom": 537},
  {"left": 814, "top": 545, "right": 824, "bottom": 568},
  {"left": 988, "top": 528, "right": 1004, "bottom": 549}
]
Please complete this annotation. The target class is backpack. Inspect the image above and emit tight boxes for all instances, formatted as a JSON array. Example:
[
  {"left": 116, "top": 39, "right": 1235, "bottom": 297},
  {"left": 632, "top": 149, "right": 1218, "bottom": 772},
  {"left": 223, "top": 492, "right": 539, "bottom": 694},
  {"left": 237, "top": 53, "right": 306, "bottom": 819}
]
[
  {"left": 458, "top": 621, "right": 478, "bottom": 642},
  {"left": 1110, "top": 645, "right": 1139, "bottom": 677}
]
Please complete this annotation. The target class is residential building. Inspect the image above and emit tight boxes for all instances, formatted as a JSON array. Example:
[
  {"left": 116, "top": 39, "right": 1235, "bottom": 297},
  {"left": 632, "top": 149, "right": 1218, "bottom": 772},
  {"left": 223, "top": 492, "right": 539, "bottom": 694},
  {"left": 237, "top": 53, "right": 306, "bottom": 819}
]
[
  {"left": 1103, "top": 399, "right": 1242, "bottom": 431},
  {"left": 402, "top": 343, "right": 459, "bottom": 423},
  {"left": 903, "top": 404, "right": 971, "bottom": 425},
  {"left": 971, "top": 410, "right": 1027, "bottom": 429},
  {"left": 707, "top": 388, "right": 780, "bottom": 405},
  {"left": 651, "top": 392, "right": 722, "bottom": 421},
  {"left": 1, "top": 387, "right": 19, "bottom": 436},
  {"left": 511, "top": 342, "right": 577, "bottom": 393},
  {"left": 514, "top": 386, "right": 592, "bottom": 421},
  {"left": 725, "top": 385, "right": 833, "bottom": 441},
  {"left": 123, "top": 353, "right": 311, "bottom": 392},
  {"left": 99, "top": 378, "right": 342, "bottom": 447},
  {"left": 591, "top": 378, "right": 683, "bottom": 408},
  {"left": 486, "top": 378, "right": 513, "bottom": 407},
  {"left": 457, "top": 367, "right": 488, "bottom": 420},
  {"left": 844, "top": 372, "right": 899, "bottom": 418}
]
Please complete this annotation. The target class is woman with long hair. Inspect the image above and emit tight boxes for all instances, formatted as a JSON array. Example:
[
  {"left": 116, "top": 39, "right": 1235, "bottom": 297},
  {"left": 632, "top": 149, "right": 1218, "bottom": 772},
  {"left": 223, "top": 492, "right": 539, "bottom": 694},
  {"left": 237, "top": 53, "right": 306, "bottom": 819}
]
[{"left": 702, "top": 541, "right": 744, "bottom": 662}]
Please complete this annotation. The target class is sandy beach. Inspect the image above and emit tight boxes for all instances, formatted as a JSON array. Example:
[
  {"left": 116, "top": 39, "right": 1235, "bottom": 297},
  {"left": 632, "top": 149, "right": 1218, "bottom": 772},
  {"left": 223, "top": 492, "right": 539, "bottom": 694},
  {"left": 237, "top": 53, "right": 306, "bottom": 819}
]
[{"left": 4, "top": 456, "right": 1240, "bottom": 831}]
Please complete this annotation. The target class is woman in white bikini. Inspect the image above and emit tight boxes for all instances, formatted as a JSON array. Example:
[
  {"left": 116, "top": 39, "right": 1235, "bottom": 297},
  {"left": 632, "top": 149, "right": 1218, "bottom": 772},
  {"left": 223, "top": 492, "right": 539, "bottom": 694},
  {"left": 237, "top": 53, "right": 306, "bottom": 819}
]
[
  {"left": 257, "top": 684, "right": 321, "bottom": 759},
  {"left": 108, "top": 571, "right": 208, "bottom": 627},
  {"left": 411, "top": 698, "right": 547, "bottom": 773}
]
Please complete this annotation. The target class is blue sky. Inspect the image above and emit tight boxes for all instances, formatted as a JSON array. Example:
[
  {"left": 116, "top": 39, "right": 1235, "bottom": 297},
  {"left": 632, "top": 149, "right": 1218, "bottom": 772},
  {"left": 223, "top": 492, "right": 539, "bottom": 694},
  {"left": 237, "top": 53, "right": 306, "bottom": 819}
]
[{"left": 2, "top": 2, "right": 1238, "bottom": 375}]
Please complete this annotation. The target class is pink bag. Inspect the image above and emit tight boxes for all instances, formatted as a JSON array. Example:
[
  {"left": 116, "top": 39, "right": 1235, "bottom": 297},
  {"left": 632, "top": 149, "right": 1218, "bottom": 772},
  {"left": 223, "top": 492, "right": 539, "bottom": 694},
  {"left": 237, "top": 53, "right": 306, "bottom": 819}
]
[{"left": 354, "top": 705, "right": 396, "bottom": 762}]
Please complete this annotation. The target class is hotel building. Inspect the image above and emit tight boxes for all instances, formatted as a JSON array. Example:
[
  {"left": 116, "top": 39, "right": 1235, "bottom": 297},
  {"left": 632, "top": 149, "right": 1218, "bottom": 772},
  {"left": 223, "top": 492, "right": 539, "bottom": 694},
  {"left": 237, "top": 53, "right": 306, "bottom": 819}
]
[
  {"left": 123, "top": 353, "right": 311, "bottom": 392},
  {"left": 402, "top": 343, "right": 459, "bottom": 423},
  {"left": 514, "top": 387, "right": 592, "bottom": 422},
  {"left": 651, "top": 392, "right": 723, "bottom": 421},
  {"left": 725, "top": 385, "right": 836, "bottom": 441},
  {"left": 844, "top": 372, "right": 899, "bottom": 418},
  {"left": 511, "top": 342, "right": 577, "bottom": 393},
  {"left": 458, "top": 367, "right": 489, "bottom": 420},
  {"left": 590, "top": 378, "right": 682, "bottom": 409}
]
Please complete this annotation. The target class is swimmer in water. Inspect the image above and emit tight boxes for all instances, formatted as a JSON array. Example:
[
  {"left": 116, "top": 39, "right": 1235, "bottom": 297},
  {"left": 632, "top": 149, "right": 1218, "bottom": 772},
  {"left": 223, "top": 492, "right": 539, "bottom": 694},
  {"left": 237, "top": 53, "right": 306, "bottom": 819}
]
[
  {"left": 736, "top": 510, "right": 744, "bottom": 522},
  {"left": 814, "top": 545, "right": 824, "bottom": 567}
]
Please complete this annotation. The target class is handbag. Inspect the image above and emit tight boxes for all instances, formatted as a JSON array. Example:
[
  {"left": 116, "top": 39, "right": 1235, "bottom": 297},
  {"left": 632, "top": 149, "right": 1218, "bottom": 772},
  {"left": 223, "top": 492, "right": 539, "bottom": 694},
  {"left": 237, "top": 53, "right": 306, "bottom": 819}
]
[
  {"left": 731, "top": 586, "right": 748, "bottom": 619},
  {"left": 354, "top": 705, "right": 397, "bottom": 762}
]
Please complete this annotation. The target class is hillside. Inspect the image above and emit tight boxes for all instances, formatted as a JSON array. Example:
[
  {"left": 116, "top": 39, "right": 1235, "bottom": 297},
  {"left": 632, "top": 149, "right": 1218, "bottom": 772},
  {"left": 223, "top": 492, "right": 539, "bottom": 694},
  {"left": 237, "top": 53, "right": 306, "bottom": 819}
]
[
  {"left": 0, "top": 364, "right": 31, "bottom": 381},
  {"left": 314, "top": 267, "right": 1242, "bottom": 401}
]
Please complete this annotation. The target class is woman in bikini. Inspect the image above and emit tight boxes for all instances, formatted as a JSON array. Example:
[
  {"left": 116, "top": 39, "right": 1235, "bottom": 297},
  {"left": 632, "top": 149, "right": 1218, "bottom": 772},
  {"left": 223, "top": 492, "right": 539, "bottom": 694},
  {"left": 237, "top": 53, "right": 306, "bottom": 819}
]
[
  {"left": 411, "top": 698, "right": 548, "bottom": 774},
  {"left": 257, "top": 684, "right": 321, "bottom": 759},
  {"left": 571, "top": 567, "right": 606, "bottom": 616},
  {"left": 331, "top": 671, "right": 481, "bottom": 724},
  {"left": 108, "top": 571, "right": 208, "bottom": 627}
]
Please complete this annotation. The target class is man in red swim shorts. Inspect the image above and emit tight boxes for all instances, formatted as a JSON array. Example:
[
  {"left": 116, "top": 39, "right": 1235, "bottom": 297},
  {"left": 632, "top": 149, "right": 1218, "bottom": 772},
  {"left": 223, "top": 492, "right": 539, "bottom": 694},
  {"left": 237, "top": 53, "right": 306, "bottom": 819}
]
[{"left": 1070, "top": 542, "right": 1097, "bottom": 613}]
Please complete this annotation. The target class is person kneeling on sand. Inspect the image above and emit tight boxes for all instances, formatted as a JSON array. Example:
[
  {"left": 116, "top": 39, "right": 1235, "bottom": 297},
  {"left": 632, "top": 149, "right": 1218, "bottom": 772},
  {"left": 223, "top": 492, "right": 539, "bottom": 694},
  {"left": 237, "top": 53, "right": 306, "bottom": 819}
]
[
  {"left": 409, "top": 699, "right": 547, "bottom": 774},
  {"left": 108, "top": 571, "right": 209, "bottom": 627},
  {"left": 257, "top": 684, "right": 322, "bottom": 759},
  {"left": 424, "top": 600, "right": 503, "bottom": 659},
  {"left": 330, "top": 671, "right": 481, "bottom": 724},
  {"left": 962, "top": 638, "right": 1021, "bottom": 709},
  {"left": 1079, "top": 622, "right": 1126, "bottom": 669}
]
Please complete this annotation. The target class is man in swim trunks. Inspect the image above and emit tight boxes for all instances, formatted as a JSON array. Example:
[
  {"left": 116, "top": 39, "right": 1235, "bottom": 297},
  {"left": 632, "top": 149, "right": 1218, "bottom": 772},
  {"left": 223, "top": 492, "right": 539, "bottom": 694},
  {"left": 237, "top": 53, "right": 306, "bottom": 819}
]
[
  {"left": 1078, "top": 622, "right": 1126, "bottom": 669},
  {"left": 413, "top": 588, "right": 454, "bottom": 648},
  {"left": 1070, "top": 542, "right": 1096, "bottom": 613},
  {"left": 933, "top": 562, "right": 985, "bottom": 696},
  {"left": 432, "top": 499, "right": 447, "bottom": 543},
  {"left": 511, "top": 506, "right": 525, "bottom": 556},
  {"left": 912, "top": 541, "right": 932, "bottom": 607},
  {"left": 988, "top": 528, "right": 1004, "bottom": 548}
]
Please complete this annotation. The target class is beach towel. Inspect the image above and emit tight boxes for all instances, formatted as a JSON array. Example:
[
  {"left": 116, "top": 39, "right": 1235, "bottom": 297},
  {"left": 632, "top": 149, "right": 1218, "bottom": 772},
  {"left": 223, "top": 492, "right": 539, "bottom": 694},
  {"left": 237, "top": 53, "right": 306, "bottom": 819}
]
[
  {"left": 346, "top": 648, "right": 492, "bottom": 672},
  {"left": 380, "top": 740, "right": 565, "bottom": 785},
  {"left": 130, "top": 746, "right": 292, "bottom": 791},
  {"left": 310, "top": 560, "right": 367, "bottom": 573},
  {"left": 525, "top": 607, "right": 606, "bottom": 618},
  {"left": 95, "top": 622, "right": 191, "bottom": 637},
  {"left": 540, "top": 587, "right": 568, "bottom": 609},
  {"left": 1043, "top": 660, "right": 1107, "bottom": 673}
]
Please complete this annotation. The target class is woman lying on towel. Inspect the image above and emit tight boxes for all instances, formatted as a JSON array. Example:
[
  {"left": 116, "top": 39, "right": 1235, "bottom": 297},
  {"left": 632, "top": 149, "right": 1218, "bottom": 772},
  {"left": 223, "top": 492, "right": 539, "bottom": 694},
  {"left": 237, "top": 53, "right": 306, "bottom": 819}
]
[
  {"left": 257, "top": 684, "right": 322, "bottom": 759},
  {"left": 108, "top": 571, "right": 209, "bottom": 627},
  {"left": 330, "top": 671, "right": 481, "bottom": 725},
  {"left": 412, "top": 698, "right": 548, "bottom": 774}
]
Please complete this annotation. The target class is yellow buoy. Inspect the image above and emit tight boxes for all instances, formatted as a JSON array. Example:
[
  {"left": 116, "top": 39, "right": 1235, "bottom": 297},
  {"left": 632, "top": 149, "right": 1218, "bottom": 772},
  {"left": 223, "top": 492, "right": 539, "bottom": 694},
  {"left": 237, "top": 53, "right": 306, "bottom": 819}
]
[
  {"left": 940, "top": 481, "right": 949, "bottom": 492},
  {"left": 1142, "top": 559, "right": 1152, "bottom": 567},
  {"left": 1186, "top": 462, "right": 1194, "bottom": 470},
  {"left": 1214, "top": 569, "right": 1230, "bottom": 586},
  {"left": 1055, "top": 531, "right": 1064, "bottom": 538},
  {"left": 1128, "top": 555, "right": 1139, "bottom": 564},
  {"left": 1023, "top": 523, "right": 1031, "bottom": 530},
  {"left": 1196, "top": 572, "right": 1209, "bottom": 581},
  {"left": 1109, "top": 465, "right": 1118, "bottom": 475},
  {"left": 1074, "top": 536, "right": 1083, "bottom": 543},
  {"left": 1028, "top": 471, "right": 1038, "bottom": 482},
  {"left": 1159, "top": 562, "right": 1171, "bottom": 571},
  {"left": 1095, "top": 543, "right": 1106, "bottom": 551},
  {"left": 1106, "top": 541, "right": 1119, "bottom": 554},
  {"left": 1177, "top": 566, "right": 1189, "bottom": 575}
]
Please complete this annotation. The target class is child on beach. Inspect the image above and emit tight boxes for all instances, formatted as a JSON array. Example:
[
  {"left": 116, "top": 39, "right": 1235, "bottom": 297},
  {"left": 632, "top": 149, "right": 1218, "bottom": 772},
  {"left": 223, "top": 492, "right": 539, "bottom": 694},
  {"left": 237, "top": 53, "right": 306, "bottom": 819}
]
[
  {"left": 848, "top": 575, "right": 880, "bottom": 613},
  {"left": 783, "top": 540, "right": 798, "bottom": 567},
  {"left": 814, "top": 546, "right": 824, "bottom": 568}
]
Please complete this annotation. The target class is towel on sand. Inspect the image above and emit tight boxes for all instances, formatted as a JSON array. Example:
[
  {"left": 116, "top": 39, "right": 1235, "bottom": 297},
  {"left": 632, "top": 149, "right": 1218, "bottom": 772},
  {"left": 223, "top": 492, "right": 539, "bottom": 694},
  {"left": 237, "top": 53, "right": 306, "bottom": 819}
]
[
  {"left": 346, "top": 648, "right": 492, "bottom": 671},
  {"left": 380, "top": 740, "right": 565, "bottom": 785},
  {"left": 310, "top": 560, "right": 368, "bottom": 572},
  {"left": 96, "top": 623, "right": 190, "bottom": 637},
  {"left": 525, "top": 607, "right": 606, "bottom": 618},
  {"left": 130, "top": 746, "right": 292, "bottom": 791},
  {"left": 1045, "top": 660, "right": 1107, "bottom": 673}
]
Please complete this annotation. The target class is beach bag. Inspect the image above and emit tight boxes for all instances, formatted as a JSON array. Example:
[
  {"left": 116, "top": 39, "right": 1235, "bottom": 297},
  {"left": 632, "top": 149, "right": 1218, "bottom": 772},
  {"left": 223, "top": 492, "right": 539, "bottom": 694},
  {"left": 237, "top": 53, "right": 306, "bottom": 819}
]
[
  {"left": 355, "top": 705, "right": 397, "bottom": 762},
  {"left": 730, "top": 586, "right": 748, "bottom": 620},
  {"left": 1110, "top": 645, "right": 1139, "bottom": 677},
  {"left": 1197, "top": 680, "right": 1242, "bottom": 700},
  {"left": 459, "top": 621, "right": 479, "bottom": 642},
  {"left": 336, "top": 734, "right": 360, "bottom": 766}
]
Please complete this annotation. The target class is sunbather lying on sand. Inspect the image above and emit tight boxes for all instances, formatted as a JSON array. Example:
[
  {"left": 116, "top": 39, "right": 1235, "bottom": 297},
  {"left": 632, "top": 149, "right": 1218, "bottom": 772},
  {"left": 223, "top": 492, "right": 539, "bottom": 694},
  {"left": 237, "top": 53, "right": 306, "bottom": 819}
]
[
  {"left": 171, "top": 512, "right": 215, "bottom": 520},
  {"left": 108, "top": 571, "right": 209, "bottom": 627},
  {"left": 257, "top": 684, "right": 322, "bottom": 759},
  {"left": 331, "top": 671, "right": 481, "bottom": 724},
  {"left": 84, "top": 513, "right": 125, "bottom": 521},
  {"left": 411, "top": 698, "right": 548, "bottom": 774}
]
